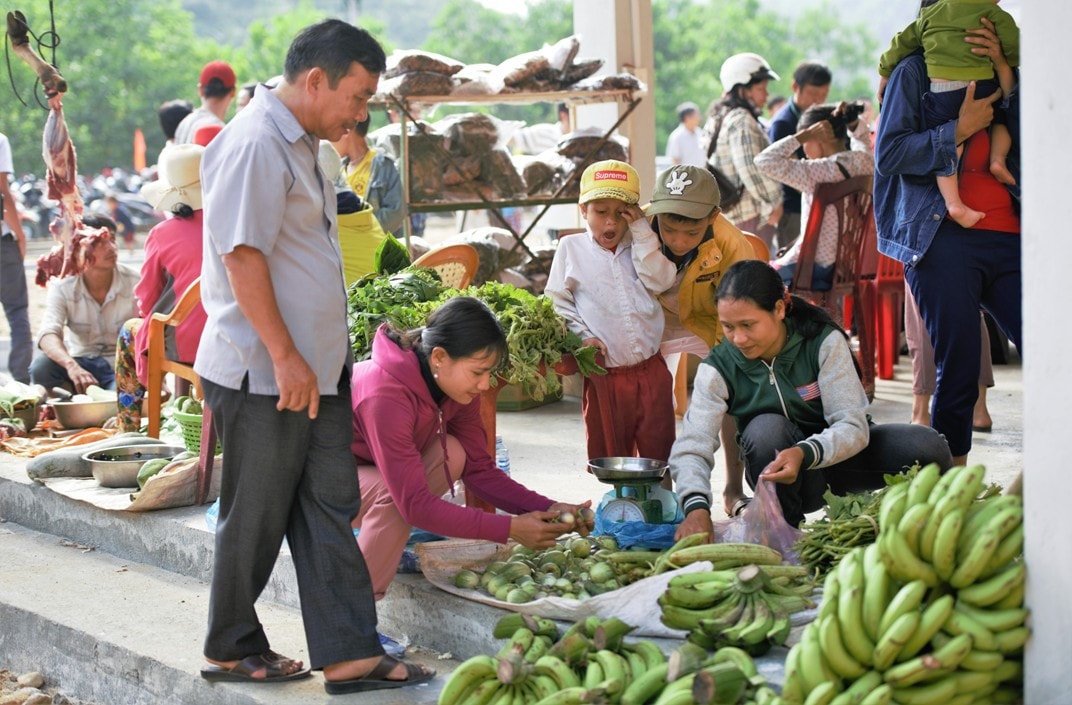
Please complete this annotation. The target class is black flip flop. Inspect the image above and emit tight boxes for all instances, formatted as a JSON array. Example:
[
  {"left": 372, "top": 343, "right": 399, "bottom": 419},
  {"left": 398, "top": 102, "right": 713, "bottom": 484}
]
[
  {"left": 201, "top": 652, "right": 312, "bottom": 683},
  {"left": 324, "top": 654, "right": 435, "bottom": 694}
]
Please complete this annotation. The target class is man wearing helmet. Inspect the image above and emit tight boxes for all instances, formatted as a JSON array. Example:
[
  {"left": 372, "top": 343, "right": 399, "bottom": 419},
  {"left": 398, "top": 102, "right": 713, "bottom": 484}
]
[{"left": 704, "top": 53, "right": 785, "bottom": 254}]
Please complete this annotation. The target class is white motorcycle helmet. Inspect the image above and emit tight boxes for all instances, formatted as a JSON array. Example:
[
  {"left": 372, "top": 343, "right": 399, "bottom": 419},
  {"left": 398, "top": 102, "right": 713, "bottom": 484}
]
[{"left": 719, "top": 53, "right": 780, "bottom": 93}]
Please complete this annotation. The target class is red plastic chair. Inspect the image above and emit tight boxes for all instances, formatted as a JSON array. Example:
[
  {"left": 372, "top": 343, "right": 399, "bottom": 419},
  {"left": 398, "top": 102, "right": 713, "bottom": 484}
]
[
  {"left": 789, "top": 175, "right": 876, "bottom": 396},
  {"left": 869, "top": 254, "right": 904, "bottom": 380}
]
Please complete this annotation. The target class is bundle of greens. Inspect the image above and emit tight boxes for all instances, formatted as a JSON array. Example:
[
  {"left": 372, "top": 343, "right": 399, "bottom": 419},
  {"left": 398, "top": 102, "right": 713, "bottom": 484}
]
[
  {"left": 794, "top": 487, "right": 884, "bottom": 579},
  {"left": 440, "top": 281, "right": 604, "bottom": 400},
  {"left": 373, "top": 234, "right": 411, "bottom": 276},
  {"left": 347, "top": 269, "right": 604, "bottom": 398},
  {"left": 346, "top": 267, "right": 444, "bottom": 361}
]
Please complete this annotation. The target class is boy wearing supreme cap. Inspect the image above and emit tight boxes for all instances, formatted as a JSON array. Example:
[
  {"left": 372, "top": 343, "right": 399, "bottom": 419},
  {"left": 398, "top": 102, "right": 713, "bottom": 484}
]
[
  {"left": 546, "top": 159, "right": 678, "bottom": 466},
  {"left": 647, "top": 164, "right": 755, "bottom": 516}
]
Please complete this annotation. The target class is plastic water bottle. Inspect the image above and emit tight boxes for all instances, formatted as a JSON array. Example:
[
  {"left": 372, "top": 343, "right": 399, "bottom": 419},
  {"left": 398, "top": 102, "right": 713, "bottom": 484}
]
[{"left": 494, "top": 435, "right": 511, "bottom": 476}]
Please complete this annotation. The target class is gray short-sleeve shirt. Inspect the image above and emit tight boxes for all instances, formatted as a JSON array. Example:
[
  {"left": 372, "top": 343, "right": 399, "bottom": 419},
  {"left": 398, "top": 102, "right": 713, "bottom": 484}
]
[{"left": 195, "top": 85, "right": 350, "bottom": 395}]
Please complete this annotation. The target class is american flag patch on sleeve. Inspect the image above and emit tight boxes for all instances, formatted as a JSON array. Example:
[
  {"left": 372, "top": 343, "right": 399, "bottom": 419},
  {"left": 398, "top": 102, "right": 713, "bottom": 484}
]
[{"left": 795, "top": 381, "right": 821, "bottom": 401}]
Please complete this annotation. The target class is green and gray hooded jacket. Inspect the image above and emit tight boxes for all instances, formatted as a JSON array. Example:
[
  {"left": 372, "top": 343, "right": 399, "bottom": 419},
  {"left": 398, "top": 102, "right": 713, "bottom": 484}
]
[{"left": 671, "top": 318, "right": 870, "bottom": 516}]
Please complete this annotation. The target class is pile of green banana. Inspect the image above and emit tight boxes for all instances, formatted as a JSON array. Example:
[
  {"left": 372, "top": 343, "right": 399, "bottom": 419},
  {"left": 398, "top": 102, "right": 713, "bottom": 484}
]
[
  {"left": 453, "top": 535, "right": 649, "bottom": 603},
  {"left": 777, "top": 463, "right": 1027, "bottom": 705},
  {"left": 438, "top": 613, "right": 780, "bottom": 705},
  {"left": 659, "top": 562, "right": 816, "bottom": 656},
  {"left": 604, "top": 533, "right": 787, "bottom": 579}
]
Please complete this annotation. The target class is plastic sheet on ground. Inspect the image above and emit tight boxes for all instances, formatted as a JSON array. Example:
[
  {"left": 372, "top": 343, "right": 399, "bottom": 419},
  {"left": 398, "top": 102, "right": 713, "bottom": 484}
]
[
  {"left": 37, "top": 455, "right": 221, "bottom": 512},
  {"left": 416, "top": 538, "right": 712, "bottom": 638}
]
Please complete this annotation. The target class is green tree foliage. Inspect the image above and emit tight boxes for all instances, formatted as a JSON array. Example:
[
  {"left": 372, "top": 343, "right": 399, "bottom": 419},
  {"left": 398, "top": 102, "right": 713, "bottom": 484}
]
[
  {"left": 0, "top": 0, "right": 879, "bottom": 177},
  {"left": 652, "top": 0, "right": 877, "bottom": 153},
  {"left": 418, "top": 0, "right": 572, "bottom": 124},
  {"left": 1, "top": 0, "right": 215, "bottom": 175},
  {"left": 422, "top": 0, "right": 572, "bottom": 66},
  {"left": 238, "top": 1, "right": 390, "bottom": 87},
  {"left": 0, "top": 0, "right": 389, "bottom": 176}
]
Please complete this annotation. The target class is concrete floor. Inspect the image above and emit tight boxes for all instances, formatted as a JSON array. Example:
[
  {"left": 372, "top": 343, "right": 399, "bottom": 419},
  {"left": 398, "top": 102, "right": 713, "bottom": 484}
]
[{"left": 500, "top": 356, "right": 1024, "bottom": 516}]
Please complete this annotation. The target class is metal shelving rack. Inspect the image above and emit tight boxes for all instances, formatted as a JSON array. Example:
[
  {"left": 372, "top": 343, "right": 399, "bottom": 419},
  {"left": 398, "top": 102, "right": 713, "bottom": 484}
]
[{"left": 383, "top": 88, "right": 643, "bottom": 268}]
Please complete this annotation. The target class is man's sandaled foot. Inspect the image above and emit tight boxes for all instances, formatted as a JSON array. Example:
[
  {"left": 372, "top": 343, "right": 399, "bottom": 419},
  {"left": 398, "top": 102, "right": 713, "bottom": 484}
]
[
  {"left": 324, "top": 654, "right": 435, "bottom": 694},
  {"left": 201, "top": 652, "right": 311, "bottom": 683}
]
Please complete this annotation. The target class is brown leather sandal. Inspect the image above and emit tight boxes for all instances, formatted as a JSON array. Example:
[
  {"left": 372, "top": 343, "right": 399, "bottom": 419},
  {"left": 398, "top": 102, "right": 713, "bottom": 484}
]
[
  {"left": 201, "top": 652, "right": 311, "bottom": 683},
  {"left": 324, "top": 654, "right": 435, "bottom": 694}
]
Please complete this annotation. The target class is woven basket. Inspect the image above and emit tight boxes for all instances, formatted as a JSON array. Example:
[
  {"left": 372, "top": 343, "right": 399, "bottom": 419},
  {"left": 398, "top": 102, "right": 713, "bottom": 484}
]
[{"left": 173, "top": 409, "right": 220, "bottom": 454}]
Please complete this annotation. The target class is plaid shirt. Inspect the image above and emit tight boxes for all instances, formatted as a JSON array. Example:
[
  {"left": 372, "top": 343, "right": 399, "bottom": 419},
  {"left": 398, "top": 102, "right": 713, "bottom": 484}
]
[{"left": 710, "top": 107, "right": 783, "bottom": 225}]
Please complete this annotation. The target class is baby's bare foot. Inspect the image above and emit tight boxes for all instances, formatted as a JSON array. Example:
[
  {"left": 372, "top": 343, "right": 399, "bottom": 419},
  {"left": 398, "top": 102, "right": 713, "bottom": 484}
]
[{"left": 990, "top": 160, "right": 1016, "bottom": 186}]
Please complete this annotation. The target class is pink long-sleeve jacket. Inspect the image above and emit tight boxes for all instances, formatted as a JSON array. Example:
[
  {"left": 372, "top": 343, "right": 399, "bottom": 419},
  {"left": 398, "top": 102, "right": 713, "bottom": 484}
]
[{"left": 350, "top": 326, "right": 554, "bottom": 543}]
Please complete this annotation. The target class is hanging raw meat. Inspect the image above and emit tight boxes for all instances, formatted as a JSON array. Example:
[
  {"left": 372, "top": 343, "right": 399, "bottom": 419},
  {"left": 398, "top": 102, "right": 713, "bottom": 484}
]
[{"left": 6, "top": 10, "right": 109, "bottom": 285}]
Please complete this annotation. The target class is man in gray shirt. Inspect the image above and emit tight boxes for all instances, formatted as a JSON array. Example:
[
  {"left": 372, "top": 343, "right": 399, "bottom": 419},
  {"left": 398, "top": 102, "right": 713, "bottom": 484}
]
[{"left": 195, "top": 20, "right": 433, "bottom": 694}]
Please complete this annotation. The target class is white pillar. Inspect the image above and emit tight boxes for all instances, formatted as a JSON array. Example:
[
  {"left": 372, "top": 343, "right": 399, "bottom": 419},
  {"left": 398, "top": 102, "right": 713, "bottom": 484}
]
[
  {"left": 1022, "top": 2, "right": 1072, "bottom": 702},
  {"left": 573, "top": 0, "right": 657, "bottom": 198}
]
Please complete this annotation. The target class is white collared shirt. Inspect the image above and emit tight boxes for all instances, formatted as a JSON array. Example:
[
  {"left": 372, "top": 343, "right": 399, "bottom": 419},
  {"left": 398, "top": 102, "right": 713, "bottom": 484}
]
[
  {"left": 36, "top": 263, "right": 140, "bottom": 358},
  {"left": 546, "top": 219, "right": 676, "bottom": 368}
]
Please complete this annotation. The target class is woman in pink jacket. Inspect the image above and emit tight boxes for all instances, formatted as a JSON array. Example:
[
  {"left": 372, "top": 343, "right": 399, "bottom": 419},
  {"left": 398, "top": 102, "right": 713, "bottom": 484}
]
[{"left": 350, "top": 297, "right": 591, "bottom": 652}]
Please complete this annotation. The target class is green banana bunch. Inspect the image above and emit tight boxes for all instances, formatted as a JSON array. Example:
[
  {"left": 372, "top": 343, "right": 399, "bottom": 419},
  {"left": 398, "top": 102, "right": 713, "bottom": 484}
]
[
  {"left": 448, "top": 614, "right": 777, "bottom": 705},
  {"left": 438, "top": 654, "right": 499, "bottom": 705},
  {"left": 784, "top": 464, "right": 1027, "bottom": 705},
  {"left": 660, "top": 563, "right": 814, "bottom": 657}
]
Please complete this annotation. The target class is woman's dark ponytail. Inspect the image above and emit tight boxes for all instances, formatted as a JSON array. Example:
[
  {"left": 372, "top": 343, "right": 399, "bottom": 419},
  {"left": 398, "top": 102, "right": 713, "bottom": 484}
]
[{"left": 716, "top": 260, "right": 840, "bottom": 339}]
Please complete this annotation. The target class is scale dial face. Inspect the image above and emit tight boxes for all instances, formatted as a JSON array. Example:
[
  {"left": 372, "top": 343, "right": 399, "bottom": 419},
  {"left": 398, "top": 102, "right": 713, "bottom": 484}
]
[{"left": 602, "top": 498, "right": 647, "bottom": 523}]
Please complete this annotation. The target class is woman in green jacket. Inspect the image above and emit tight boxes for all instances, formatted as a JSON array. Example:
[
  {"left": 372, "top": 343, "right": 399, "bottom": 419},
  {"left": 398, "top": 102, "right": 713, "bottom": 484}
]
[{"left": 671, "top": 260, "right": 952, "bottom": 533}]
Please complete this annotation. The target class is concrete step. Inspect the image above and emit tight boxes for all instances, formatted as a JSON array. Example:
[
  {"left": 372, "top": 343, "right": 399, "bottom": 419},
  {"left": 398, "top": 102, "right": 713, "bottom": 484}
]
[
  {"left": 0, "top": 521, "right": 449, "bottom": 705},
  {"left": 0, "top": 456, "right": 513, "bottom": 660}
]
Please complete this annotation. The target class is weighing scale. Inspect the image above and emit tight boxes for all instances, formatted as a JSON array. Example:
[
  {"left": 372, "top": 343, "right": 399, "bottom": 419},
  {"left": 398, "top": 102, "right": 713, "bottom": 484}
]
[{"left": 589, "top": 457, "right": 669, "bottom": 524}]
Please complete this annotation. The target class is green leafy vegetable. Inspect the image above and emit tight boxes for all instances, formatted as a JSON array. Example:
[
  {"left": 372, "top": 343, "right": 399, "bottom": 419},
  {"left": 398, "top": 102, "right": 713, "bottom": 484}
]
[
  {"left": 347, "top": 274, "right": 605, "bottom": 398},
  {"left": 374, "top": 234, "right": 411, "bottom": 275},
  {"left": 346, "top": 266, "right": 444, "bottom": 361}
]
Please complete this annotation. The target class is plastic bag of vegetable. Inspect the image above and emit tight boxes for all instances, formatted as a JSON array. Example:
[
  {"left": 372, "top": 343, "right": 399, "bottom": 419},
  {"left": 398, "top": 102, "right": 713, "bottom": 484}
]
[{"left": 713, "top": 479, "right": 804, "bottom": 564}]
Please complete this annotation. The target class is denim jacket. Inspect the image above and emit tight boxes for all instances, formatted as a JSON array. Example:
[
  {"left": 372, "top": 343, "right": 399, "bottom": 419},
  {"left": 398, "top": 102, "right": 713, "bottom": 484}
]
[
  {"left": 366, "top": 152, "right": 404, "bottom": 236},
  {"left": 873, "top": 54, "right": 960, "bottom": 267}
]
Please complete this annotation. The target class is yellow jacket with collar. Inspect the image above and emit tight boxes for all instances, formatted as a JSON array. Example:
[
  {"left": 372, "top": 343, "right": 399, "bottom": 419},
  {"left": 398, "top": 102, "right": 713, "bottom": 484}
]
[{"left": 666, "top": 214, "right": 756, "bottom": 348}]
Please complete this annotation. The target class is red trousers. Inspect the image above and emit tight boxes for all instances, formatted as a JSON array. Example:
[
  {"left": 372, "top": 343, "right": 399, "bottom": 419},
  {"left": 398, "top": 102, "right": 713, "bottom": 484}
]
[{"left": 581, "top": 352, "right": 675, "bottom": 461}]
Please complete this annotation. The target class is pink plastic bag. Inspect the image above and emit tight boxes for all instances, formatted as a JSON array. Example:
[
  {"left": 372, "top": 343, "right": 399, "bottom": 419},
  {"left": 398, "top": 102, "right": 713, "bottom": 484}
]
[{"left": 712, "top": 479, "right": 804, "bottom": 564}]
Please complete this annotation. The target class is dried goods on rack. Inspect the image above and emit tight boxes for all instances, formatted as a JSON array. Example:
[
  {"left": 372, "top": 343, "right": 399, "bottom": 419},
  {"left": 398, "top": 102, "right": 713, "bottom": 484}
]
[
  {"left": 376, "top": 49, "right": 464, "bottom": 99},
  {"left": 481, "top": 149, "right": 527, "bottom": 199},
  {"left": 375, "top": 70, "right": 454, "bottom": 99},
  {"left": 373, "top": 36, "right": 616, "bottom": 101},
  {"left": 516, "top": 151, "right": 576, "bottom": 197},
  {"left": 561, "top": 58, "right": 605, "bottom": 85},
  {"left": 572, "top": 72, "right": 647, "bottom": 92},
  {"left": 439, "top": 113, "right": 511, "bottom": 157},
  {"left": 450, "top": 63, "right": 499, "bottom": 97},
  {"left": 384, "top": 49, "right": 464, "bottom": 78},
  {"left": 372, "top": 113, "right": 530, "bottom": 203},
  {"left": 543, "top": 35, "right": 581, "bottom": 73}
]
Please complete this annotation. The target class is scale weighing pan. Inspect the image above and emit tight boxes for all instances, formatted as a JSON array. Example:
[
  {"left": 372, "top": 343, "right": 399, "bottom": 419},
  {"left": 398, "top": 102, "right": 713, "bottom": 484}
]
[{"left": 588, "top": 457, "right": 668, "bottom": 483}]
